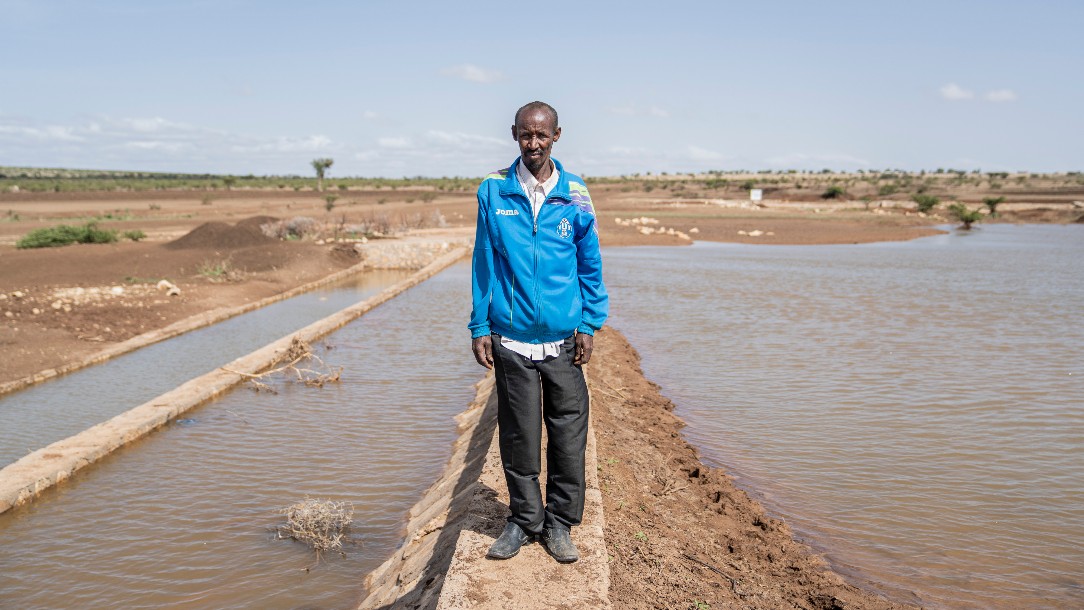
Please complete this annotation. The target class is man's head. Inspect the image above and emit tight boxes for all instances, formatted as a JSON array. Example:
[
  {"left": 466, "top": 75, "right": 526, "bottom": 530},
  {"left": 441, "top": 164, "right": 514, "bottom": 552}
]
[{"left": 512, "top": 101, "right": 561, "bottom": 177}]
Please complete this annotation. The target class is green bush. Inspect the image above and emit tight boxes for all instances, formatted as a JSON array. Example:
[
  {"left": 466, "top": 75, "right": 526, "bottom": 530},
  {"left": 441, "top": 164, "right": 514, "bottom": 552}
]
[
  {"left": 821, "top": 185, "right": 846, "bottom": 199},
  {"left": 983, "top": 196, "right": 1005, "bottom": 216},
  {"left": 948, "top": 203, "right": 983, "bottom": 229},
  {"left": 16, "top": 222, "right": 118, "bottom": 249},
  {"left": 912, "top": 194, "right": 940, "bottom": 213},
  {"left": 878, "top": 183, "right": 898, "bottom": 196},
  {"left": 123, "top": 229, "right": 147, "bottom": 241}
]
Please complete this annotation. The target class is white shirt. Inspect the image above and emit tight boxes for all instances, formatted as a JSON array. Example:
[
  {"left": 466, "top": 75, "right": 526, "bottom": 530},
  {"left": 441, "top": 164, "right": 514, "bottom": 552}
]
[{"left": 502, "top": 159, "right": 563, "bottom": 361}]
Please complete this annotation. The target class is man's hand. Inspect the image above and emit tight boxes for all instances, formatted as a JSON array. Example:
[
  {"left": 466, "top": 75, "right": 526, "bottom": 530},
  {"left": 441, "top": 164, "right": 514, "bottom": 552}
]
[
  {"left": 574, "top": 333, "right": 594, "bottom": 365},
  {"left": 472, "top": 335, "right": 494, "bottom": 369}
]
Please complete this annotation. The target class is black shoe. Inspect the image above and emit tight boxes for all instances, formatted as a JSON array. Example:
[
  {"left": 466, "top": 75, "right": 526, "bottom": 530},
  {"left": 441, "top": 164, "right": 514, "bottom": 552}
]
[
  {"left": 542, "top": 527, "right": 579, "bottom": 563},
  {"left": 486, "top": 522, "right": 532, "bottom": 559}
]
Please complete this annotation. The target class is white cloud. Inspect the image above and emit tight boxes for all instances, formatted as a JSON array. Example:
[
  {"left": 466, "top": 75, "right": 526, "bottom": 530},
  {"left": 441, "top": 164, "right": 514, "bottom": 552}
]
[
  {"left": 124, "top": 140, "right": 187, "bottom": 152},
  {"left": 939, "top": 83, "right": 974, "bottom": 101},
  {"left": 648, "top": 106, "right": 670, "bottom": 118},
  {"left": 763, "top": 152, "right": 870, "bottom": 170},
  {"left": 362, "top": 110, "right": 379, "bottom": 120},
  {"left": 441, "top": 63, "right": 503, "bottom": 84},
  {"left": 687, "top": 145, "right": 727, "bottom": 162},
  {"left": 607, "top": 146, "right": 650, "bottom": 156},
  {"left": 231, "top": 134, "right": 333, "bottom": 153},
  {"left": 424, "top": 130, "right": 508, "bottom": 150},
  {"left": 377, "top": 136, "right": 413, "bottom": 149},
  {"left": 0, "top": 123, "right": 85, "bottom": 142},
  {"left": 985, "top": 89, "right": 1018, "bottom": 102},
  {"left": 119, "top": 116, "right": 188, "bottom": 133},
  {"left": 0, "top": 113, "right": 342, "bottom": 173}
]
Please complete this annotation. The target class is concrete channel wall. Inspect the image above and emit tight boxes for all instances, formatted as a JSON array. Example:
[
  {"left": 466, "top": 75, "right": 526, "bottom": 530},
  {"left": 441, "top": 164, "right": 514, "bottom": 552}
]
[
  {"left": 0, "top": 237, "right": 470, "bottom": 399},
  {"left": 0, "top": 246, "right": 469, "bottom": 514}
]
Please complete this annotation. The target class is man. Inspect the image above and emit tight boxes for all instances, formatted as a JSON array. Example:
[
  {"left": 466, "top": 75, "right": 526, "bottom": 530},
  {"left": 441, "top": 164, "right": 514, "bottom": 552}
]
[{"left": 469, "top": 101, "right": 608, "bottom": 563}]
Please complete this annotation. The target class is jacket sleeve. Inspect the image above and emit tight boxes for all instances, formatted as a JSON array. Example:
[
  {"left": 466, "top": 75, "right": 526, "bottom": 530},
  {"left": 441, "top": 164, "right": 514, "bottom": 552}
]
[
  {"left": 575, "top": 198, "right": 609, "bottom": 336},
  {"left": 468, "top": 190, "right": 495, "bottom": 339}
]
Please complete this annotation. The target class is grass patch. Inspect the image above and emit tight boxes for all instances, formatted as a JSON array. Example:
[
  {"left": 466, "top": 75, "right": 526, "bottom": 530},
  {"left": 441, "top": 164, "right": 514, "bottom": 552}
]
[
  {"left": 196, "top": 259, "right": 236, "bottom": 282},
  {"left": 123, "top": 229, "right": 146, "bottom": 241},
  {"left": 16, "top": 222, "right": 118, "bottom": 249}
]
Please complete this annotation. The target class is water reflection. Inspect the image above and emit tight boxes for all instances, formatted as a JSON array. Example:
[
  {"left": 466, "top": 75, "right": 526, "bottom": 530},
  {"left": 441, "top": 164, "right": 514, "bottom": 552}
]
[
  {"left": 0, "top": 262, "right": 477, "bottom": 609},
  {"left": 604, "top": 225, "right": 1084, "bottom": 609}
]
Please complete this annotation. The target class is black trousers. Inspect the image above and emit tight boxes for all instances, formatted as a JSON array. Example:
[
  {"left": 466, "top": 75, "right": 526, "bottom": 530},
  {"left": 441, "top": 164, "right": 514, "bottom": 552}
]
[{"left": 491, "top": 334, "right": 589, "bottom": 534}]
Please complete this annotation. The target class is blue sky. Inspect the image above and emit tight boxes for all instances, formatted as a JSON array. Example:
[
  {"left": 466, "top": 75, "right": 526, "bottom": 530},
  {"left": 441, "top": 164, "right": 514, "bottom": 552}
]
[{"left": 1, "top": 0, "right": 1080, "bottom": 177}]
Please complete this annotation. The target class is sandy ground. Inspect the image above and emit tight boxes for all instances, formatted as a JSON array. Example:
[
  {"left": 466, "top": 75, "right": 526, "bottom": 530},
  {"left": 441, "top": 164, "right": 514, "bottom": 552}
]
[{"left": 1, "top": 183, "right": 1079, "bottom": 387}]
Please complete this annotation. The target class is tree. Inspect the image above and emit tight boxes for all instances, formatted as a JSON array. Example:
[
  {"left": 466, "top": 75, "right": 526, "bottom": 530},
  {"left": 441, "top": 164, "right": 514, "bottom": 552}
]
[
  {"left": 948, "top": 202, "right": 983, "bottom": 230},
  {"left": 311, "top": 158, "right": 334, "bottom": 192},
  {"left": 983, "top": 196, "right": 1005, "bottom": 217},
  {"left": 912, "top": 194, "right": 940, "bottom": 213}
]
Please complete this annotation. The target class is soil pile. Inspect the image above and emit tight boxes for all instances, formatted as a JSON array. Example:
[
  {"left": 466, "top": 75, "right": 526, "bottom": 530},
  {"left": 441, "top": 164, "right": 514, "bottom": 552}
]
[
  {"left": 165, "top": 218, "right": 277, "bottom": 250},
  {"left": 590, "top": 327, "right": 919, "bottom": 610}
]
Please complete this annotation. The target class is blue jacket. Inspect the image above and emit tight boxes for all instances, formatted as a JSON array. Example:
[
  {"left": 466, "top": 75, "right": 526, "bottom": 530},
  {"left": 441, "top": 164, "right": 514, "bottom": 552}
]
[{"left": 469, "top": 157, "right": 609, "bottom": 342}]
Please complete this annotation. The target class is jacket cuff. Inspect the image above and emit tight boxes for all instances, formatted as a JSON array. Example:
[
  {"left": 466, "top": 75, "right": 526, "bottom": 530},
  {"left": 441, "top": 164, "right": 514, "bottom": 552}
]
[
  {"left": 575, "top": 324, "right": 596, "bottom": 336},
  {"left": 470, "top": 325, "right": 491, "bottom": 339}
]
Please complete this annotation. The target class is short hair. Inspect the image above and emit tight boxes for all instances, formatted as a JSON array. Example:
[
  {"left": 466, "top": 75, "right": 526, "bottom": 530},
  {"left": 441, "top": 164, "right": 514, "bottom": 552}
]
[{"left": 514, "top": 101, "right": 559, "bottom": 130}]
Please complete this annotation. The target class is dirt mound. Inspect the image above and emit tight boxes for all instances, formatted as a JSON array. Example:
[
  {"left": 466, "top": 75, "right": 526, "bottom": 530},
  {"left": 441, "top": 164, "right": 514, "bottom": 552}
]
[{"left": 165, "top": 218, "right": 276, "bottom": 250}]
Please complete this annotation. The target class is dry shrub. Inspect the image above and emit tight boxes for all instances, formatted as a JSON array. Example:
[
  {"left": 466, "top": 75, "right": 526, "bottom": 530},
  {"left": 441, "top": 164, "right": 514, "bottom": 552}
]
[
  {"left": 260, "top": 216, "right": 321, "bottom": 240},
  {"left": 227, "top": 337, "right": 342, "bottom": 393},
  {"left": 278, "top": 498, "right": 355, "bottom": 553}
]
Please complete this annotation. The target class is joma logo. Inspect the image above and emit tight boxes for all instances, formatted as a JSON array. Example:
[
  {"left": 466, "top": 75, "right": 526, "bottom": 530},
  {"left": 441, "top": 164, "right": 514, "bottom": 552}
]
[{"left": 495, "top": 209, "right": 519, "bottom": 216}]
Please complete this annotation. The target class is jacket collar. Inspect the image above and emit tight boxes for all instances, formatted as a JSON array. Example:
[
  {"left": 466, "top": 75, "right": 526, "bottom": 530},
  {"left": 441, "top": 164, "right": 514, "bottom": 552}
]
[{"left": 499, "top": 156, "right": 571, "bottom": 202}]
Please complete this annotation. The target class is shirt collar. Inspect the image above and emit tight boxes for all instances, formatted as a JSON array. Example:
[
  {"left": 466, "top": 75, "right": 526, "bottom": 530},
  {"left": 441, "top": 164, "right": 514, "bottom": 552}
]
[{"left": 516, "top": 158, "right": 560, "bottom": 197}]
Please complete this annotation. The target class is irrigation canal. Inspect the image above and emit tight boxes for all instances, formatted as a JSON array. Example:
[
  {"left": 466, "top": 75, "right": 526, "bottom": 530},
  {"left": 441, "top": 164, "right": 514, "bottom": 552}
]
[
  {"left": 0, "top": 269, "right": 411, "bottom": 468},
  {"left": 0, "top": 261, "right": 479, "bottom": 608}
]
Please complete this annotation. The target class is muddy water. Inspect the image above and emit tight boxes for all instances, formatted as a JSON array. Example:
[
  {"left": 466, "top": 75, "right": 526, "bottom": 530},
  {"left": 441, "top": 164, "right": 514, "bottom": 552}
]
[
  {"left": 0, "top": 269, "right": 410, "bottom": 467},
  {"left": 0, "top": 262, "right": 477, "bottom": 609},
  {"left": 604, "top": 225, "right": 1084, "bottom": 609}
]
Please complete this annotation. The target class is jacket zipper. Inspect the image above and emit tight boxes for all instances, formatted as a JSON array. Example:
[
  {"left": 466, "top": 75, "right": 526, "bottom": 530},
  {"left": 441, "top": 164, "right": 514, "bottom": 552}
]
[{"left": 531, "top": 200, "right": 543, "bottom": 336}]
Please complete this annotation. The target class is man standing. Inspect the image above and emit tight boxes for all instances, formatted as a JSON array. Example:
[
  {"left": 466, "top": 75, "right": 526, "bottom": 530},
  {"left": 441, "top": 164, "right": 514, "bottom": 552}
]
[{"left": 469, "top": 101, "right": 609, "bottom": 563}]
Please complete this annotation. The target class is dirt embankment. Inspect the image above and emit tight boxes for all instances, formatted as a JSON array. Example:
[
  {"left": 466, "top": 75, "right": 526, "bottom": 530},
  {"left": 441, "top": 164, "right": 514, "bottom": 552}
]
[
  {"left": 361, "top": 327, "right": 917, "bottom": 610},
  {"left": 590, "top": 327, "right": 918, "bottom": 610}
]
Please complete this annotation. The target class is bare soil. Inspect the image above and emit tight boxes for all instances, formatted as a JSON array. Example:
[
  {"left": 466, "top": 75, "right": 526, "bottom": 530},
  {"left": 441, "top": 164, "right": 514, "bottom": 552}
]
[
  {"left": 0, "top": 222, "right": 356, "bottom": 384},
  {"left": 590, "top": 327, "right": 920, "bottom": 609},
  {"left": 1, "top": 180, "right": 1077, "bottom": 387}
]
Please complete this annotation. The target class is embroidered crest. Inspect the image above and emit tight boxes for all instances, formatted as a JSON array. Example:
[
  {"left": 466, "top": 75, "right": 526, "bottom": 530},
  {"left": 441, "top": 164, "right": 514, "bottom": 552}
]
[{"left": 556, "top": 218, "right": 573, "bottom": 239}]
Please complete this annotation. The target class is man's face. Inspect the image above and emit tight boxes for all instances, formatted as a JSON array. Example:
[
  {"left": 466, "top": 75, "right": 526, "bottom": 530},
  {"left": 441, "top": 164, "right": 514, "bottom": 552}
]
[{"left": 512, "top": 109, "right": 561, "bottom": 176}]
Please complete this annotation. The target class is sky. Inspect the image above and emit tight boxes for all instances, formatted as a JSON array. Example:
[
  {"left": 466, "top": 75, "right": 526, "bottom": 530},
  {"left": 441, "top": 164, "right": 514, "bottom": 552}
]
[{"left": 1, "top": 0, "right": 1081, "bottom": 177}]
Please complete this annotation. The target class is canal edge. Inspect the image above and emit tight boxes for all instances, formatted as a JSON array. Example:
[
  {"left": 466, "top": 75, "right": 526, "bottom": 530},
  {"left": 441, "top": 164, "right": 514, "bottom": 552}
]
[
  {"left": 0, "top": 247, "right": 469, "bottom": 515},
  {"left": 0, "top": 239, "right": 470, "bottom": 399}
]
